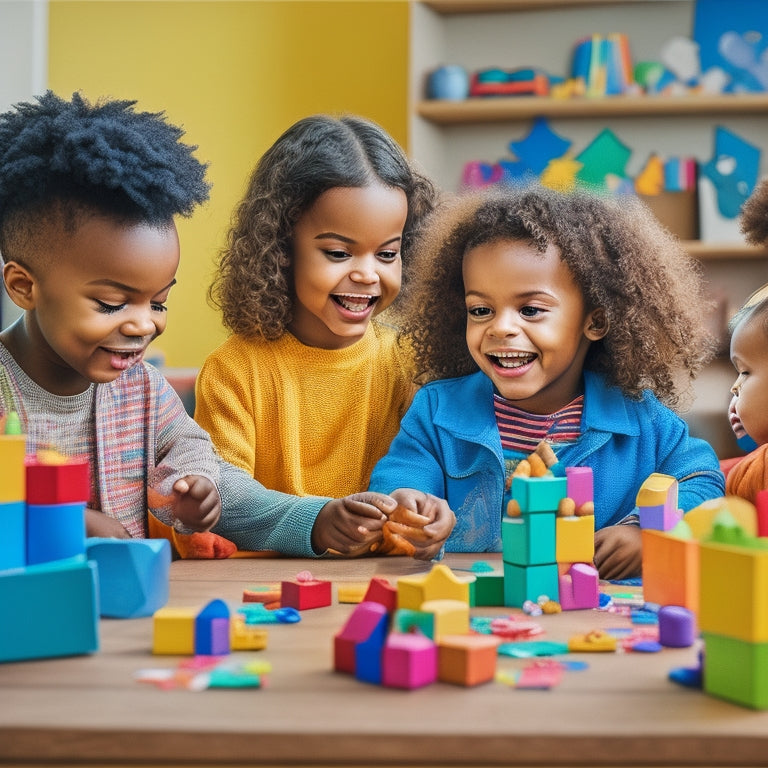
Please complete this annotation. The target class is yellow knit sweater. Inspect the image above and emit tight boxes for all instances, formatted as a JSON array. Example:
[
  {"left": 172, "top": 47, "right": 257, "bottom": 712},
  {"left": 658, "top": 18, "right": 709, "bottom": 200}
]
[{"left": 194, "top": 323, "right": 415, "bottom": 498}]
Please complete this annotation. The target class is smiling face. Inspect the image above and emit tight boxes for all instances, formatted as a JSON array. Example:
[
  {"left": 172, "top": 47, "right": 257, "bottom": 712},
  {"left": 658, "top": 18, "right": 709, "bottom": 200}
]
[
  {"left": 288, "top": 184, "right": 408, "bottom": 349},
  {"left": 1, "top": 214, "right": 179, "bottom": 395},
  {"left": 463, "top": 238, "right": 605, "bottom": 415},
  {"left": 730, "top": 309, "right": 768, "bottom": 446}
]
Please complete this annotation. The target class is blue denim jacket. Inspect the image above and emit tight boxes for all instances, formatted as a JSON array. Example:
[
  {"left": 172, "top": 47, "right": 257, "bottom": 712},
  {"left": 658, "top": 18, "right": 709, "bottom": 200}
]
[{"left": 369, "top": 370, "right": 725, "bottom": 552}]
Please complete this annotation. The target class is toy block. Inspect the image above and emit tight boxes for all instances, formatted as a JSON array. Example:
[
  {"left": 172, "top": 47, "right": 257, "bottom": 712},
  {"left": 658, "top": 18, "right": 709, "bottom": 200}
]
[
  {"left": 438, "top": 634, "right": 499, "bottom": 686},
  {"left": 25, "top": 456, "right": 89, "bottom": 505},
  {"left": 337, "top": 581, "right": 369, "bottom": 603},
  {"left": 0, "top": 555, "right": 99, "bottom": 662},
  {"left": 685, "top": 496, "right": 757, "bottom": 540},
  {"left": 333, "top": 601, "right": 389, "bottom": 674},
  {"left": 153, "top": 606, "right": 197, "bottom": 654},
  {"left": 230, "top": 615, "right": 268, "bottom": 650},
  {"left": 242, "top": 583, "right": 281, "bottom": 604},
  {"left": 470, "top": 571, "right": 505, "bottom": 607},
  {"left": 565, "top": 466, "right": 593, "bottom": 508},
  {"left": 26, "top": 502, "right": 86, "bottom": 565},
  {"left": 567, "top": 629, "right": 617, "bottom": 652},
  {"left": 503, "top": 562, "right": 559, "bottom": 608},
  {"left": 558, "top": 563, "right": 599, "bottom": 610},
  {"left": 757, "top": 490, "right": 768, "bottom": 538},
  {"left": 195, "top": 599, "right": 231, "bottom": 656},
  {"left": 281, "top": 572, "right": 332, "bottom": 610},
  {"left": 362, "top": 576, "right": 397, "bottom": 612},
  {"left": 555, "top": 514, "right": 594, "bottom": 564},
  {"left": 420, "top": 599, "right": 470, "bottom": 641},
  {"left": 393, "top": 608, "right": 434, "bottom": 637},
  {"left": 703, "top": 632, "right": 768, "bottom": 709},
  {"left": 510, "top": 474, "right": 567, "bottom": 513},
  {"left": 501, "top": 514, "right": 555, "bottom": 565},
  {"left": 636, "top": 473, "right": 679, "bottom": 530},
  {"left": 0, "top": 434, "right": 25, "bottom": 502},
  {"left": 85, "top": 537, "right": 170, "bottom": 618},
  {"left": 354, "top": 620, "right": 389, "bottom": 685},
  {"left": 699, "top": 539, "right": 768, "bottom": 642},
  {"left": 641, "top": 528, "right": 699, "bottom": 613},
  {"left": 0, "top": 500, "right": 25, "bottom": 571},
  {"left": 381, "top": 632, "right": 438, "bottom": 689},
  {"left": 658, "top": 606, "right": 696, "bottom": 648},
  {"left": 396, "top": 564, "right": 471, "bottom": 611}
]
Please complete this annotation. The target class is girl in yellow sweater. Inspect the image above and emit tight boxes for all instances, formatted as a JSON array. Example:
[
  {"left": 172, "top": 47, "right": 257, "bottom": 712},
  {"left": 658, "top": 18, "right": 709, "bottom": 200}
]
[{"left": 195, "top": 115, "right": 454, "bottom": 558}]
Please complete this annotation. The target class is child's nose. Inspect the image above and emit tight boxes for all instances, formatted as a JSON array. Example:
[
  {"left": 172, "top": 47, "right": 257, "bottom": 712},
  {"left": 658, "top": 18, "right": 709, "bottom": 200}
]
[
  {"left": 350, "top": 256, "right": 380, "bottom": 284},
  {"left": 122, "top": 309, "right": 160, "bottom": 338}
]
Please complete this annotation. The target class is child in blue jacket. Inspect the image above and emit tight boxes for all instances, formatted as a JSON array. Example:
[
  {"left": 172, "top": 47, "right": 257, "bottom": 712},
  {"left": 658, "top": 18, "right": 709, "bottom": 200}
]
[{"left": 370, "top": 186, "right": 725, "bottom": 579}]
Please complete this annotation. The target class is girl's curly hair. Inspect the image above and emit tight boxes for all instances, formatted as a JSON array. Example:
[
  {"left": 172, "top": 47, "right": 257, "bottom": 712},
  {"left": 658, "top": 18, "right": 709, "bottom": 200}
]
[
  {"left": 0, "top": 91, "right": 209, "bottom": 262},
  {"left": 741, "top": 175, "right": 768, "bottom": 246},
  {"left": 209, "top": 114, "right": 438, "bottom": 339},
  {"left": 400, "top": 185, "right": 715, "bottom": 410}
]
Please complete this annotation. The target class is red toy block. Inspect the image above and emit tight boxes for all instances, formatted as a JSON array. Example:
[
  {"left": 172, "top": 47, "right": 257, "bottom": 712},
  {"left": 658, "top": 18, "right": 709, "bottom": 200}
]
[
  {"left": 334, "top": 601, "right": 389, "bottom": 674},
  {"left": 363, "top": 576, "right": 397, "bottom": 612},
  {"left": 26, "top": 457, "right": 89, "bottom": 505},
  {"left": 281, "top": 571, "right": 332, "bottom": 610},
  {"left": 757, "top": 490, "right": 768, "bottom": 538}
]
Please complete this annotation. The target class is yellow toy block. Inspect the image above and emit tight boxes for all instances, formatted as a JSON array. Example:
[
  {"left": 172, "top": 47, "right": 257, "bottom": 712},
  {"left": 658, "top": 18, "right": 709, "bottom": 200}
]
[
  {"left": 0, "top": 435, "right": 26, "bottom": 502},
  {"left": 641, "top": 529, "right": 699, "bottom": 614},
  {"left": 438, "top": 634, "right": 499, "bottom": 686},
  {"left": 555, "top": 514, "right": 594, "bottom": 563},
  {"left": 230, "top": 615, "right": 268, "bottom": 651},
  {"left": 420, "top": 599, "right": 470, "bottom": 641},
  {"left": 153, "top": 607, "right": 196, "bottom": 654},
  {"left": 568, "top": 629, "right": 617, "bottom": 652},
  {"left": 685, "top": 496, "right": 757, "bottom": 540},
  {"left": 396, "top": 564, "right": 472, "bottom": 611},
  {"left": 337, "top": 581, "right": 369, "bottom": 604},
  {"left": 699, "top": 540, "right": 768, "bottom": 643},
  {"left": 636, "top": 472, "right": 677, "bottom": 508}
]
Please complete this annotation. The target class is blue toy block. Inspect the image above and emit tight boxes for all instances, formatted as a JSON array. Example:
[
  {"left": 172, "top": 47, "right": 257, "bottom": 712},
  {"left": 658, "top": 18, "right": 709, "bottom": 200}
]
[
  {"left": 511, "top": 475, "right": 567, "bottom": 513},
  {"left": 26, "top": 501, "right": 86, "bottom": 565},
  {"left": 503, "top": 562, "right": 559, "bottom": 608},
  {"left": 0, "top": 500, "right": 25, "bottom": 571},
  {"left": 85, "top": 537, "right": 171, "bottom": 618},
  {"left": 195, "top": 599, "right": 231, "bottom": 655},
  {"left": 0, "top": 555, "right": 99, "bottom": 662},
  {"left": 354, "top": 616, "right": 389, "bottom": 685},
  {"left": 502, "top": 514, "right": 556, "bottom": 565}
]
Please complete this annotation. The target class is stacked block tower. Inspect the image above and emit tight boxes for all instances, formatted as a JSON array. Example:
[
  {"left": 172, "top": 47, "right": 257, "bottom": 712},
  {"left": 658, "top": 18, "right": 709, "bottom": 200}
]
[
  {"left": 0, "top": 421, "right": 99, "bottom": 662},
  {"left": 502, "top": 465, "right": 598, "bottom": 610}
]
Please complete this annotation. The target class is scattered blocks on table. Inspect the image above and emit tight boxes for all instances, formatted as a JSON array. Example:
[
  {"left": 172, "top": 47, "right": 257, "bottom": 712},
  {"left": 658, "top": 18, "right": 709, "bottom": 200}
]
[
  {"left": 281, "top": 571, "right": 332, "bottom": 610},
  {"left": 363, "top": 576, "right": 398, "bottom": 612},
  {"left": 230, "top": 615, "right": 268, "bottom": 651},
  {"left": 658, "top": 606, "right": 696, "bottom": 648},
  {"left": 437, "top": 634, "right": 499, "bottom": 686},
  {"left": 85, "top": 537, "right": 170, "bottom": 618},
  {"left": 555, "top": 514, "right": 595, "bottom": 564},
  {"left": 153, "top": 607, "right": 198, "bottom": 655},
  {"left": 195, "top": 599, "right": 231, "bottom": 656},
  {"left": 396, "top": 564, "right": 471, "bottom": 611},
  {"left": 337, "top": 581, "right": 369, "bottom": 604},
  {"left": 382, "top": 632, "right": 438, "bottom": 689},
  {"left": 242, "top": 583, "right": 281, "bottom": 605},
  {"left": 333, "top": 601, "right": 389, "bottom": 674}
]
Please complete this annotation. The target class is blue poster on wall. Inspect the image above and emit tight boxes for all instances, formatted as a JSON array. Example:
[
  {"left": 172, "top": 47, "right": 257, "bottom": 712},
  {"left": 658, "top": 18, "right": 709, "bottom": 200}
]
[{"left": 694, "top": 0, "right": 768, "bottom": 92}]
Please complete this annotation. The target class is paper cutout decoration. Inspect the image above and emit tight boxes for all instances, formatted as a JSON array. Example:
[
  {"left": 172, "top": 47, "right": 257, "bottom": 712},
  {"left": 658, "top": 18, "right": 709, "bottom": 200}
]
[
  {"left": 508, "top": 118, "right": 572, "bottom": 176},
  {"left": 575, "top": 129, "right": 632, "bottom": 190}
]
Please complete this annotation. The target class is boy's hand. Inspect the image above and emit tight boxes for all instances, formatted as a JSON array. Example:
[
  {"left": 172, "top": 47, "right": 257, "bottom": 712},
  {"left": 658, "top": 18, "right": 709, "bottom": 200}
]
[
  {"left": 389, "top": 488, "right": 456, "bottom": 561},
  {"left": 593, "top": 525, "right": 642, "bottom": 581},
  {"left": 85, "top": 508, "right": 131, "bottom": 538},
  {"left": 312, "top": 492, "right": 395, "bottom": 556},
  {"left": 171, "top": 475, "right": 222, "bottom": 532}
]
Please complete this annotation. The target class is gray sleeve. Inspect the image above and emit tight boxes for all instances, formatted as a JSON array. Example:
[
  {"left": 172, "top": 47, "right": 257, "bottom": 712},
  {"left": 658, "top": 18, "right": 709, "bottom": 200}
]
[{"left": 212, "top": 459, "right": 329, "bottom": 557}]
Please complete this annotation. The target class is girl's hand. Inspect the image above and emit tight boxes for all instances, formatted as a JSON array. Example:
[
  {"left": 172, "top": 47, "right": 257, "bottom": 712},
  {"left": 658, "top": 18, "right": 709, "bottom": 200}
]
[
  {"left": 85, "top": 507, "right": 131, "bottom": 538},
  {"left": 389, "top": 488, "right": 456, "bottom": 561},
  {"left": 311, "top": 492, "right": 395, "bottom": 556},
  {"left": 593, "top": 524, "right": 642, "bottom": 581},
  {"left": 171, "top": 475, "right": 222, "bottom": 532}
]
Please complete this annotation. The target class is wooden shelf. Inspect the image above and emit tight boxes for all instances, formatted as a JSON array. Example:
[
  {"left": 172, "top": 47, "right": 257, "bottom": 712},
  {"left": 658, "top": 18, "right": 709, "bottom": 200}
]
[
  {"left": 683, "top": 242, "right": 768, "bottom": 260},
  {"left": 422, "top": 0, "right": 661, "bottom": 12},
  {"left": 417, "top": 93, "right": 768, "bottom": 125}
]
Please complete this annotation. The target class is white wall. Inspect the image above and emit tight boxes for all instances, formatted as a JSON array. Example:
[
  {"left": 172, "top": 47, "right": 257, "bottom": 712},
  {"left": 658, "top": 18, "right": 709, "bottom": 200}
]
[{"left": 0, "top": 0, "right": 47, "bottom": 328}]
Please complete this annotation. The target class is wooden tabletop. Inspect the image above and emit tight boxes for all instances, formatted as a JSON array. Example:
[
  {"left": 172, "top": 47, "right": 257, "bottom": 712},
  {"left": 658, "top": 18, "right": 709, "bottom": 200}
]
[{"left": 1, "top": 553, "right": 767, "bottom": 767}]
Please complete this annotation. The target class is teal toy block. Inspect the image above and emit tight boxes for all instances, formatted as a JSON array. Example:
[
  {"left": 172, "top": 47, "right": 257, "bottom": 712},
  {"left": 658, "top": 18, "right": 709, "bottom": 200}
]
[
  {"left": 511, "top": 475, "right": 567, "bottom": 513},
  {"left": 0, "top": 555, "right": 99, "bottom": 662},
  {"left": 86, "top": 537, "right": 171, "bottom": 618},
  {"left": 470, "top": 572, "right": 505, "bottom": 607},
  {"left": 503, "top": 562, "right": 559, "bottom": 608},
  {"left": 703, "top": 632, "right": 768, "bottom": 709},
  {"left": 502, "top": 514, "right": 555, "bottom": 565},
  {"left": 0, "top": 500, "right": 25, "bottom": 571},
  {"left": 26, "top": 501, "right": 86, "bottom": 565},
  {"left": 393, "top": 607, "right": 435, "bottom": 638}
]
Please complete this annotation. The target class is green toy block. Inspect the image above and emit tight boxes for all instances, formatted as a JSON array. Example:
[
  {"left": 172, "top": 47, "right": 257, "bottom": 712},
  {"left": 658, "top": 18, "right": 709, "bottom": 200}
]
[
  {"left": 470, "top": 572, "right": 505, "bottom": 607},
  {"left": 703, "top": 632, "right": 768, "bottom": 709},
  {"left": 393, "top": 608, "right": 434, "bottom": 638},
  {"left": 502, "top": 514, "right": 556, "bottom": 565},
  {"left": 0, "top": 555, "right": 99, "bottom": 662},
  {"left": 511, "top": 475, "right": 567, "bottom": 513},
  {"left": 503, "top": 562, "right": 559, "bottom": 608}
]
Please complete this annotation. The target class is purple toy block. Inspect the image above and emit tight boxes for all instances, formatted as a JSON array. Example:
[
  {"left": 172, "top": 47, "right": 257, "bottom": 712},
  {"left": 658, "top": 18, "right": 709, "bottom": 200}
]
[
  {"left": 639, "top": 505, "right": 682, "bottom": 532},
  {"left": 559, "top": 562, "right": 599, "bottom": 610},
  {"left": 566, "top": 466, "right": 593, "bottom": 508},
  {"left": 194, "top": 599, "right": 231, "bottom": 656},
  {"left": 382, "top": 632, "right": 438, "bottom": 689},
  {"left": 658, "top": 605, "right": 696, "bottom": 648}
]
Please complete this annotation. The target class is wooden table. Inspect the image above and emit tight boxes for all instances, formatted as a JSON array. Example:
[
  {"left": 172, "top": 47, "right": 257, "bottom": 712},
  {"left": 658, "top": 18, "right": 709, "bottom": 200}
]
[{"left": 1, "top": 553, "right": 767, "bottom": 767}]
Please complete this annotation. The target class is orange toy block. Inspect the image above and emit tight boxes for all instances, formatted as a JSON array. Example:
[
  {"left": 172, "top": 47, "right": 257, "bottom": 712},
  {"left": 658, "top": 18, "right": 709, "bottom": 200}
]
[
  {"left": 641, "top": 529, "right": 699, "bottom": 613},
  {"left": 438, "top": 634, "right": 499, "bottom": 686},
  {"left": 555, "top": 514, "right": 594, "bottom": 563},
  {"left": 396, "top": 564, "right": 472, "bottom": 611}
]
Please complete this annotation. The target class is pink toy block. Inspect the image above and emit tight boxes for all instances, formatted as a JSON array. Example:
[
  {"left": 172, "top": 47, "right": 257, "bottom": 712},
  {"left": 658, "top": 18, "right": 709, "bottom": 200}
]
[
  {"left": 757, "top": 490, "right": 768, "bottom": 538},
  {"left": 281, "top": 571, "right": 332, "bottom": 610},
  {"left": 558, "top": 563, "right": 599, "bottom": 610},
  {"left": 363, "top": 576, "right": 397, "bottom": 612},
  {"left": 334, "top": 601, "right": 389, "bottom": 674},
  {"left": 382, "top": 632, "right": 438, "bottom": 689},
  {"left": 566, "top": 466, "right": 593, "bottom": 508},
  {"left": 25, "top": 457, "right": 89, "bottom": 505}
]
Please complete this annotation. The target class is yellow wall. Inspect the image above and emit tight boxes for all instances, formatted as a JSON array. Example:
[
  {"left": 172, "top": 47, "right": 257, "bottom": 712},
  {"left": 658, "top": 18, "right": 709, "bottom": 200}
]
[{"left": 48, "top": 0, "right": 409, "bottom": 367}]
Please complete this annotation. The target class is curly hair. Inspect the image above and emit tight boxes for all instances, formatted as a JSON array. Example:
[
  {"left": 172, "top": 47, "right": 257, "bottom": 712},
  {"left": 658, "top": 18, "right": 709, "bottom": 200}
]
[
  {"left": 741, "top": 176, "right": 768, "bottom": 246},
  {"left": 209, "top": 114, "right": 438, "bottom": 339},
  {"left": 400, "top": 185, "right": 715, "bottom": 410},
  {"left": 0, "top": 90, "right": 209, "bottom": 263}
]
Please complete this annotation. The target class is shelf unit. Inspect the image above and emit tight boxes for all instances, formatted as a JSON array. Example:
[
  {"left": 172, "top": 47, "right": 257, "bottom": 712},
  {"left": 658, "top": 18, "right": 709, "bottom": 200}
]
[{"left": 408, "top": 0, "right": 768, "bottom": 456}]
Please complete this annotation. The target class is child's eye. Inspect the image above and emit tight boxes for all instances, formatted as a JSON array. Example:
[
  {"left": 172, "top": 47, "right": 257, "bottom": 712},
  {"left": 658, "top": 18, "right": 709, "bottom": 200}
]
[
  {"left": 95, "top": 300, "right": 124, "bottom": 314},
  {"left": 468, "top": 306, "right": 492, "bottom": 318},
  {"left": 377, "top": 250, "right": 399, "bottom": 262},
  {"left": 323, "top": 249, "right": 350, "bottom": 261},
  {"left": 151, "top": 303, "right": 168, "bottom": 313},
  {"left": 521, "top": 306, "right": 543, "bottom": 318}
]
